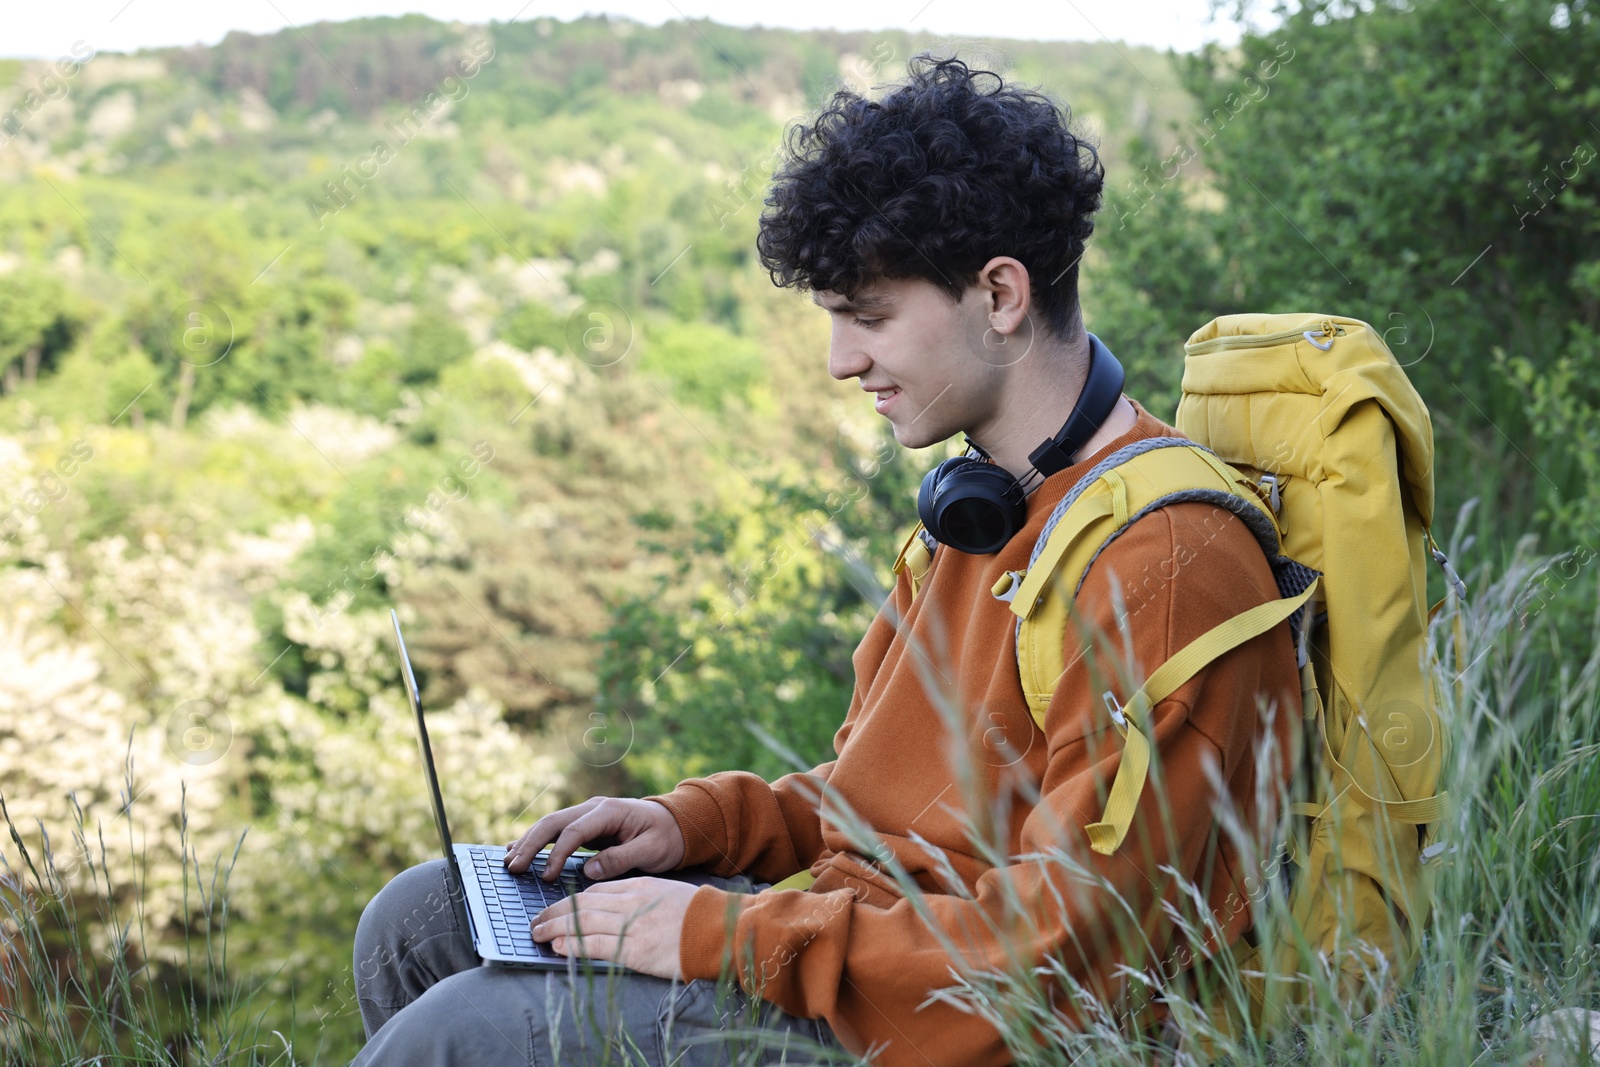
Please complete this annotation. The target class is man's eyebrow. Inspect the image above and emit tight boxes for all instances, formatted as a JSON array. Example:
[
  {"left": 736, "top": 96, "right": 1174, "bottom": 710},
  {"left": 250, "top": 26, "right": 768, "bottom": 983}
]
[{"left": 811, "top": 292, "right": 890, "bottom": 312}]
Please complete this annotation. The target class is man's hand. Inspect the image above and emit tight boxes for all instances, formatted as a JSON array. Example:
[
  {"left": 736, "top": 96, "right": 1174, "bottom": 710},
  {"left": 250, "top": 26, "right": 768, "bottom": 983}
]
[
  {"left": 531, "top": 877, "right": 698, "bottom": 979},
  {"left": 504, "top": 797, "right": 686, "bottom": 882}
]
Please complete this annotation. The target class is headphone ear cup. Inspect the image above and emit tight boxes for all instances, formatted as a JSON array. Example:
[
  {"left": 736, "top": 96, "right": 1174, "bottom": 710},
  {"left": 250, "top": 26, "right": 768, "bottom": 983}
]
[
  {"left": 918, "top": 457, "right": 1026, "bottom": 555},
  {"left": 917, "top": 457, "right": 966, "bottom": 533}
]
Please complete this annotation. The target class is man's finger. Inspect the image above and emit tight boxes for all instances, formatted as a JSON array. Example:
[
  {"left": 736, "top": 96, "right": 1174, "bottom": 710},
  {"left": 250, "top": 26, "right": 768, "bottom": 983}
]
[
  {"left": 543, "top": 814, "right": 609, "bottom": 881},
  {"left": 533, "top": 887, "right": 636, "bottom": 927},
  {"left": 504, "top": 840, "right": 556, "bottom": 876},
  {"left": 532, "top": 904, "right": 627, "bottom": 941},
  {"left": 533, "top": 894, "right": 576, "bottom": 924},
  {"left": 576, "top": 877, "right": 649, "bottom": 895},
  {"left": 581, "top": 841, "right": 640, "bottom": 880},
  {"left": 505, "top": 801, "right": 591, "bottom": 873},
  {"left": 549, "top": 932, "right": 623, "bottom": 962}
]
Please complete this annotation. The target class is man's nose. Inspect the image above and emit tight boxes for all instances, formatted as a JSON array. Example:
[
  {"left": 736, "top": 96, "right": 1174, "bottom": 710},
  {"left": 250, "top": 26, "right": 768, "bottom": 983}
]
[{"left": 827, "top": 324, "right": 871, "bottom": 382}]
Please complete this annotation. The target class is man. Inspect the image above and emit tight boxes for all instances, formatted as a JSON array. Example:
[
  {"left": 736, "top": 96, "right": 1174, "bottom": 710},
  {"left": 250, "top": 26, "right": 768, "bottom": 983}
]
[{"left": 352, "top": 54, "right": 1299, "bottom": 1066}]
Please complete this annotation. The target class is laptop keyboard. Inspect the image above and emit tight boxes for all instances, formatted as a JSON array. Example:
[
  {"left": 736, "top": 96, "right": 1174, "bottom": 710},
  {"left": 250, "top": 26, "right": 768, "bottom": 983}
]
[{"left": 467, "top": 848, "right": 583, "bottom": 959}]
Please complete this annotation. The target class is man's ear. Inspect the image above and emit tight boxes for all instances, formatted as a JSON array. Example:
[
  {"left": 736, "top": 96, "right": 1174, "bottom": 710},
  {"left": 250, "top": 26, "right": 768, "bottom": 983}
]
[{"left": 977, "top": 256, "right": 1032, "bottom": 336}]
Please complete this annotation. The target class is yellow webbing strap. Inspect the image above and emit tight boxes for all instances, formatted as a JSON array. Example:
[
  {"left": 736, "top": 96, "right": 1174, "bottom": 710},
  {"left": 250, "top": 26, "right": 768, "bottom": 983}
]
[
  {"left": 767, "top": 869, "right": 817, "bottom": 892},
  {"left": 1428, "top": 595, "right": 1470, "bottom": 709},
  {"left": 1190, "top": 446, "right": 1241, "bottom": 488},
  {"left": 1283, "top": 829, "right": 1310, "bottom": 870},
  {"left": 1185, "top": 445, "right": 1266, "bottom": 523},
  {"left": 1299, "top": 661, "right": 1322, "bottom": 723},
  {"left": 892, "top": 524, "right": 934, "bottom": 599},
  {"left": 1085, "top": 703, "right": 1152, "bottom": 855},
  {"left": 1084, "top": 579, "right": 1321, "bottom": 855},
  {"left": 1102, "top": 469, "right": 1130, "bottom": 526},
  {"left": 1320, "top": 715, "right": 1448, "bottom": 824}
]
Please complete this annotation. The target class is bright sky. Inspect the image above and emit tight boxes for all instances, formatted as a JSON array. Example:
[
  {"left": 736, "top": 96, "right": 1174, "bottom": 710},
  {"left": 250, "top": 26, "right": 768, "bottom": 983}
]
[{"left": 6, "top": 0, "right": 1248, "bottom": 59}]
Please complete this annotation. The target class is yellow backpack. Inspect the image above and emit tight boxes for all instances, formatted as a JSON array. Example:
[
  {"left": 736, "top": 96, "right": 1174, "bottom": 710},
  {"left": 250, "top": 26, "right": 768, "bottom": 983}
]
[{"left": 890, "top": 313, "right": 1459, "bottom": 1048}]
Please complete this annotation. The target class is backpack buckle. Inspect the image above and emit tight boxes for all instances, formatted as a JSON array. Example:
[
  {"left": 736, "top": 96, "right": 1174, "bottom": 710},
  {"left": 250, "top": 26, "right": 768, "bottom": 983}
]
[
  {"left": 1259, "top": 474, "right": 1283, "bottom": 515},
  {"left": 1102, "top": 690, "right": 1126, "bottom": 728},
  {"left": 1426, "top": 533, "right": 1469, "bottom": 602},
  {"left": 1420, "top": 840, "right": 1456, "bottom": 864},
  {"left": 991, "top": 570, "right": 1026, "bottom": 603}
]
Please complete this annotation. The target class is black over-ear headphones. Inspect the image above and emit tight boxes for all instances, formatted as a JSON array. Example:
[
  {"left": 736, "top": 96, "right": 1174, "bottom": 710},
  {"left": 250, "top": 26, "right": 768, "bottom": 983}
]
[{"left": 916, "top": 333, "right": 1126, "bottom": 555}]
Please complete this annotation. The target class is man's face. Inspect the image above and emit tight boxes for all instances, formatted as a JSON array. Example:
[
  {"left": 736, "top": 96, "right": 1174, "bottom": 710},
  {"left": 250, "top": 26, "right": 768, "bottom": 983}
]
[{"left": 814, "top": 277, "right": 1006, "bottom": 451}]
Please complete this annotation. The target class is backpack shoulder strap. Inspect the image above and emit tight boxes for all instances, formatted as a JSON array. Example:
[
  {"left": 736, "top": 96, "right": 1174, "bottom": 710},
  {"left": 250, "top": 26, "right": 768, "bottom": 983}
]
[
  {"left": 1001, "top": 438, "right": 1286, "bottom": 721},
  {"left": 997, "top": 438, "right": 1318, "bottom": 856}
]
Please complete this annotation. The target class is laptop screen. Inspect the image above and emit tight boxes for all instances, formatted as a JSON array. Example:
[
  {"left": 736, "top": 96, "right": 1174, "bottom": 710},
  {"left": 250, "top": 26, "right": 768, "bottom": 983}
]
[{"left": 391, "top": 610, "right": 465, "bottom": 889}]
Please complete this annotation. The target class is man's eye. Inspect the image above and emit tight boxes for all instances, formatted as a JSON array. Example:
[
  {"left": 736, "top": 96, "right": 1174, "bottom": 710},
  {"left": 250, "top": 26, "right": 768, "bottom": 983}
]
[{"left": 853, "top": 317, "right": 882, "bottom": 329}]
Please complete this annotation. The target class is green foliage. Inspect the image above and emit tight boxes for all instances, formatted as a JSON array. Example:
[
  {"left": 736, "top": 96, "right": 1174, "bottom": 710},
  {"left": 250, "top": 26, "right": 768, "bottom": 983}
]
[
  {"left": 600, "top": 430, "right": 923, "bottom": 791},
  {"left": 287, "top": 446, "right": 436, "bottom": 609},
  {"left": 397, "top": 302, "right": 471, "bottom": 385},
  {"left": 639, "top": 318, "right": 764, "bottom": 412},
  {"left": 338, "top": 339, "right": 406, "bottom": 417},
  {"left": 202, "top": 279, "right": 359, "bottom": 415},
  {"left": 500, "top": 299, "right": 566, "bottom": 353},
  {"left": 1085, "top": 138, "right": 1229, "bottom": 418},
  {"left": 1499, "top": 334, "right": 1600, "bottom": 548},
  {"left": 169, "top": 14, "right": 472, "bottom": 119},
  {"left": 0, "top": 269, "right": 82, "bottom": 389}
]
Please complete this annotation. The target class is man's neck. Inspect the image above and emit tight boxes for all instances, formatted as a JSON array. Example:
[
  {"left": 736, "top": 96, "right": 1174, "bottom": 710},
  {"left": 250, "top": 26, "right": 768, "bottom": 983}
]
[{"left": 968, "top": 331, "right": 1138, "bottom": 480}]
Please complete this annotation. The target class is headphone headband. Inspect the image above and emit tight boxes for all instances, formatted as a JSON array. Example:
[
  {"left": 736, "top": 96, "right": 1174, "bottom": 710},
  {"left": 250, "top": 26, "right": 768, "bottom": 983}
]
[
  {"left": 916, "top": 334, "right": 1126, "bottom": 555},
  {"left": 1027, "top": 334, "right": 1126, "bottom": 477}
]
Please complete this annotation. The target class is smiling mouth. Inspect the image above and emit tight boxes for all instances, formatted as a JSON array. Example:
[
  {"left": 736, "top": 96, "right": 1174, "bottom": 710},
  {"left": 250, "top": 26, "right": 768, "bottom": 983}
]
[{"left": 872, "top": 387, "right": 901, "bottom": 414}]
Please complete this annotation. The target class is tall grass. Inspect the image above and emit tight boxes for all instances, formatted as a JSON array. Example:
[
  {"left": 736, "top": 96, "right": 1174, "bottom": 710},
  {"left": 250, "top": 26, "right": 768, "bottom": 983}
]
[
  {"left": 1, "top": 774, "right": 300, "bottom": 1065},
  {"left": 3, "top": 509, "right": 1596, "bottom": 1066}
]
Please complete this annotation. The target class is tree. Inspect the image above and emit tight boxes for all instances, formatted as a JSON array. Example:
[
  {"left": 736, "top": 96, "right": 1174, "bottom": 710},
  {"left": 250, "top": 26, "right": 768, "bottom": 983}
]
[{"left": 0, "top": 271, "right": 79, "bottom": 394}]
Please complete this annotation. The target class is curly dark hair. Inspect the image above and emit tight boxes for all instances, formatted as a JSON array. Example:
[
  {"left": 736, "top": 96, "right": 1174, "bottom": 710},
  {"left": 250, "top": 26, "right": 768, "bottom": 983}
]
[{"left": 756, "top": 54, "right": 1104, "bottom": 340}]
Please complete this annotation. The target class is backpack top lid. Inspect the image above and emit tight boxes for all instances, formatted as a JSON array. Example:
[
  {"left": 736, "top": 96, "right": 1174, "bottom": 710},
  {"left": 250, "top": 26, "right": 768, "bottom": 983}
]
[{"left": 1180, "top": 312, "right": 1436, "bottom": 533}]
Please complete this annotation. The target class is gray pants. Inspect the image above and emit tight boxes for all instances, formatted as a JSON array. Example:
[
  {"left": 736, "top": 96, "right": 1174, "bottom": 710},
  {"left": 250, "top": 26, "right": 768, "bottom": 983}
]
[{"left": 351, "top": 859, "right": 846, "bottom": 1066}]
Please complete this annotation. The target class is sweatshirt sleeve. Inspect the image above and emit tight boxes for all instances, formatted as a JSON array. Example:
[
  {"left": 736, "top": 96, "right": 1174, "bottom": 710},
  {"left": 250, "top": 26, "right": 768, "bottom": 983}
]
[
  {"left": 672, "top": 504, "right": 1300, "bottom": 1067},
  {"left": 647, "top": 560, "right": 912, "bottom": 882},
  {"left": 646, "top": 763, "right": 837, "bottom": 882}
]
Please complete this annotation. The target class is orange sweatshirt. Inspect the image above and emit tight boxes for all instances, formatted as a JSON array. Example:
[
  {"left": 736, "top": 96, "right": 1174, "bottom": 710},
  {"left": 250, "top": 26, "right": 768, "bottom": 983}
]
[{"left": 650, "top": 399, "right": 1300, "bottom": 1066}]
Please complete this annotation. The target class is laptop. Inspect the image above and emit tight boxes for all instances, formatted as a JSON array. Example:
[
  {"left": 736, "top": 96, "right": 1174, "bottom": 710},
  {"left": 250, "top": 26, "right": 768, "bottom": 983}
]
[{"left": 390, "top": 609, "right": 610, "bottom": 970}]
